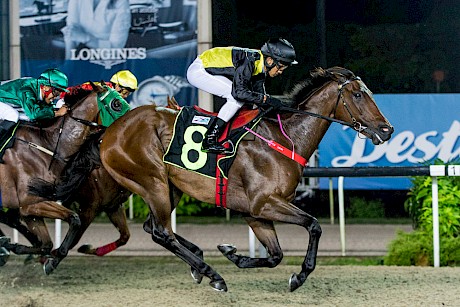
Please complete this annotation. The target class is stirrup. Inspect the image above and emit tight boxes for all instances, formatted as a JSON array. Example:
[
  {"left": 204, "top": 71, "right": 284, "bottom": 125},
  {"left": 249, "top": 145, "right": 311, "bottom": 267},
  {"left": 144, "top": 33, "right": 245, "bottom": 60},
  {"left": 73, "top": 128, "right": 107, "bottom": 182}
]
[{"left": 201, "top": 143, "right": 226, "bottom": 154}]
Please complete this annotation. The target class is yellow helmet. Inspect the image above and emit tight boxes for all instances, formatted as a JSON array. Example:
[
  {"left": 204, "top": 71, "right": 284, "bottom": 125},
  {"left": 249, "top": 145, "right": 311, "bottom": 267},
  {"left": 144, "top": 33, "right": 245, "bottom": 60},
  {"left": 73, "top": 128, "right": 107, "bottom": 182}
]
[{"left": 110, "top": 70, "right": 138, "bottom": 91}]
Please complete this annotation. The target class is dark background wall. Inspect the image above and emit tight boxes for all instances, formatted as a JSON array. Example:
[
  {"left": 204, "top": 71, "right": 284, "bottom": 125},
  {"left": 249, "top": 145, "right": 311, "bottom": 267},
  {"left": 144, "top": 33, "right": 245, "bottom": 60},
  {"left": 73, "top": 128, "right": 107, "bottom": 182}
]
[{"left": 212, "top": 0, "right": 459, "bottom": 96}]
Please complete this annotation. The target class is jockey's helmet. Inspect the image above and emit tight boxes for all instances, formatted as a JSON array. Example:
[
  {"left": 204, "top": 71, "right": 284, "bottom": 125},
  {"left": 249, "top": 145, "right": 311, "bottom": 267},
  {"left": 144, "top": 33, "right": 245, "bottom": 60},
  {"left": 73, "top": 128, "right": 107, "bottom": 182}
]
[
  {"left": 261, "top": 38, "right": 298, "bottom": 66},
  {"left": 39, "top": 68, "right": 69, "bottom": 92},
  {"left": 110, "top": 70, "right": 138, "bottom": 91}
]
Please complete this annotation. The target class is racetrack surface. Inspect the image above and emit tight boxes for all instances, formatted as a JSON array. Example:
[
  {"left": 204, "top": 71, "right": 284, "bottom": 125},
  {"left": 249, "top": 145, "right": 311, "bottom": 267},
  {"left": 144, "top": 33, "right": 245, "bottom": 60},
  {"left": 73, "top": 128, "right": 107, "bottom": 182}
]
[
  {"left": 2, "top": 222, "right": 414, "bottom": 257},
  {"left": 2, "top": 256, "right": 459, "bottom": 307}
]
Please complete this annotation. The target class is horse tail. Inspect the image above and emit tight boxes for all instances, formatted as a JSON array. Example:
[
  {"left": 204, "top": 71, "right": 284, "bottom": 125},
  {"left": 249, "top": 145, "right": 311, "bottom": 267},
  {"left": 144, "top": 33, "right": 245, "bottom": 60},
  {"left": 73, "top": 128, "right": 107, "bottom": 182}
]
[{"left": 28, "top": 129, "right": 105, "bottom": 203}]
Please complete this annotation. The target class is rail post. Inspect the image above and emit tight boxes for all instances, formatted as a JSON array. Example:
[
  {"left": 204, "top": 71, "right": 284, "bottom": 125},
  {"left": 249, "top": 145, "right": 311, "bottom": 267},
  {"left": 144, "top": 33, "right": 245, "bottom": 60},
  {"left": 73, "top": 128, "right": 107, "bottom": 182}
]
[
  {"left": 338, "top": 176, "right": 346, "bottom": 256},
  {"left": 329, "top": 177, "right": 334, "bottom": 224}
]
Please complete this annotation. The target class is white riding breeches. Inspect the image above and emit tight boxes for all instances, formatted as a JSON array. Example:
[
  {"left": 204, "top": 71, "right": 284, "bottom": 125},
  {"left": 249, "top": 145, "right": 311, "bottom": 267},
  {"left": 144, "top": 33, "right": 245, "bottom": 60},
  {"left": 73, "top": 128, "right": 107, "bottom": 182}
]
[
  {"left": 0, "top": 102, "right": 19, "bottom": 122},
  {"left": 187, "top": 57, "right": 243, "bottom": 122}
]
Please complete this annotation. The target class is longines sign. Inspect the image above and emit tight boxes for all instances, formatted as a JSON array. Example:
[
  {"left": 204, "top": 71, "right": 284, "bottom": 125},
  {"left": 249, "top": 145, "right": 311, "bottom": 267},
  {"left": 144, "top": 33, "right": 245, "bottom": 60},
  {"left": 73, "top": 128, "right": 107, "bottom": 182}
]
[{"left": 69, "top": 48, "right": 147, "bottom": 69}]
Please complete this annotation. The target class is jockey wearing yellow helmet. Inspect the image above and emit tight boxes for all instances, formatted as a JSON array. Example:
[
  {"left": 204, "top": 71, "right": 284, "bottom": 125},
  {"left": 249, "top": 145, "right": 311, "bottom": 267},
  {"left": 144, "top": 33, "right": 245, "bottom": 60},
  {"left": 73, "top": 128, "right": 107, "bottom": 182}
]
[{"left": 109, "top": 70, "right": 138, "bottom": 99}]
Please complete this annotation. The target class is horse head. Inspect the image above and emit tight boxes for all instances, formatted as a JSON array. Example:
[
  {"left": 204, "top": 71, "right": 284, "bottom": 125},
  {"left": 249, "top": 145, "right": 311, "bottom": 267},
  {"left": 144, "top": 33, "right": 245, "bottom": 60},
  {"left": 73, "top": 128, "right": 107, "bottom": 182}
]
[
  {"left": 64, "top": 82, "right": 127, "bottom": 128},
  {"left": 51, "top": 83, "right": 128, "bottom": 158},
  {"left": 289, "top": 66, "right": 393, "bottom": 145}
]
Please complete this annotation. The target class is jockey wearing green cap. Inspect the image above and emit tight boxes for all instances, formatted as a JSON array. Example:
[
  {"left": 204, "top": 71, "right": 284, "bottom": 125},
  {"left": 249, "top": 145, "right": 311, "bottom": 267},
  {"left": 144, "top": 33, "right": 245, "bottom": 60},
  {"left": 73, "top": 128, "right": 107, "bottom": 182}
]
[{"left": 0, "top": 68, "right": 70, "bottom": 146}]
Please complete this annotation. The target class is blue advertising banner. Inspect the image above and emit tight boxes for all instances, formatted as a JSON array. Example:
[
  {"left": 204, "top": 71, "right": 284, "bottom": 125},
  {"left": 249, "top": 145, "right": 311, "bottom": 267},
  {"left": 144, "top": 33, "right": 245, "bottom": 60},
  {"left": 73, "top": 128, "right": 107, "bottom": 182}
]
[
  {"left": 19, "top": 0, "right": 197, "bottom": 107},
  {"left": 318, "top": 94, "right": 460, "bottom": 190}
]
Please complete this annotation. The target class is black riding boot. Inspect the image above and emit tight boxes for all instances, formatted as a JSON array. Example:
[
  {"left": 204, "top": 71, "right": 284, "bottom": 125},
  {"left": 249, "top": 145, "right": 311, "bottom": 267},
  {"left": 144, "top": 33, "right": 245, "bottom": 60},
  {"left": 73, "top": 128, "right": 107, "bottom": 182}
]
[
  {"left": 201, "top": 117, "right": 227, "bottom": 154},
  {"left": 0, "top": 119, "right": 15, "bottom": 141},
  {"left": 0, "top": 120, "right": 16, "bottom": 163}
]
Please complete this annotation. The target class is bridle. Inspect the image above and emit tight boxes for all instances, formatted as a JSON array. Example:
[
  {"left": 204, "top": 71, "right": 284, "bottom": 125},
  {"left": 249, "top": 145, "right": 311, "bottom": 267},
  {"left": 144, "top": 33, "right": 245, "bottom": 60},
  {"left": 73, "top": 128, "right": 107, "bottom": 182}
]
[
  {"left": 277, "top": 76, "right": 369, "bottom": 134},
  {"left": 332, "top": 76, "right": 366, "bottom": 133},
  {"left": 66, "top": 91, "right": 104, "bottom": 129}
]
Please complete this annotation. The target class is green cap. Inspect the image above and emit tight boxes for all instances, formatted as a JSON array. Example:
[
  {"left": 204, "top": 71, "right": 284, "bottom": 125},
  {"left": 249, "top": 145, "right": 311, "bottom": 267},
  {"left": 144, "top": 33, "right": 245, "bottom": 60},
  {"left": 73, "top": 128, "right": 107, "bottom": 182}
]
[{"left": 39, "top": 68, "right": 69, "bottom": 92}]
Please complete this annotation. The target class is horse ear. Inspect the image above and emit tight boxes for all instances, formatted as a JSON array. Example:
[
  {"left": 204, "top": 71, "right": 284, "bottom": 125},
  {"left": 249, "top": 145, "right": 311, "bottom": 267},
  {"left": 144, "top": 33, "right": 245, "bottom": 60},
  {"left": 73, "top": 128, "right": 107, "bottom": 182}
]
[
  {"left": 167, "top": 96, "right": 181, "bottom": 110},
  {"left": 89, "top": 81, "right": 98, "bottom": 91},
  {"left": 89, "top": 81, "right": 104, "bottom": 93}
]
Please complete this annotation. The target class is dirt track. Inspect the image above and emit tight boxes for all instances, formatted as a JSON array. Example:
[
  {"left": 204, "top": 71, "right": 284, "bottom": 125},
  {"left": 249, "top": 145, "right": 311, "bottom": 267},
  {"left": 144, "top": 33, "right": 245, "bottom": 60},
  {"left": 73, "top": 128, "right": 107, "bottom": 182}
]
[{"left": 1, "top": 256, "right": 459, "bottom": 307}]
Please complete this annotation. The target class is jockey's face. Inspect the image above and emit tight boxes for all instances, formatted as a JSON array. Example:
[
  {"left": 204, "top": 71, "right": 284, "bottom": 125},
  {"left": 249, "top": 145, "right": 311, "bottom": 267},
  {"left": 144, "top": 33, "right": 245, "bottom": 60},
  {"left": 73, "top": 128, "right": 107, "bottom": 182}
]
[
  {"left": 114, "top": 84, "right": 134, "bottom": 99},
  {"left": 265, "top": 57, "right": 288, "bottom": 78},
  {"left": 41, "top": 85, "right": 62, "bottom": 104}
]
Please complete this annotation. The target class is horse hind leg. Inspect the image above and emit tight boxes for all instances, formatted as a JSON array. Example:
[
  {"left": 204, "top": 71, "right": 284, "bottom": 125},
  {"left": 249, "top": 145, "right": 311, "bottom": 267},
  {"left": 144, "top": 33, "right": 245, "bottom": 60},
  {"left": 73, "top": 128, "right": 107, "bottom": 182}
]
[
  {"left": 175, "top": 233, "right": 204, "bottom": 283},
  {"left": 144, "top": 207, "right": 227, "bottom": 292},
  {"left": 217, "top": 217, "right": 283, "bottom": 269},
  {"left": 20, "top": 201, "right": 82, "bottom": 275},
  {"left": 93, "top": 204, "right": 130, "bottom": 256}
]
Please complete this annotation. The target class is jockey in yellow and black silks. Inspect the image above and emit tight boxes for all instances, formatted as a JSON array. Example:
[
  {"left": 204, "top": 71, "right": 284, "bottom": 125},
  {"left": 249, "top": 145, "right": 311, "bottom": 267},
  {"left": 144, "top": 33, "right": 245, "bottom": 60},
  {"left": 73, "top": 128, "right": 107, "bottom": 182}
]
[{"left": 186, "top": 38, "right": 298, "bottom": 154}]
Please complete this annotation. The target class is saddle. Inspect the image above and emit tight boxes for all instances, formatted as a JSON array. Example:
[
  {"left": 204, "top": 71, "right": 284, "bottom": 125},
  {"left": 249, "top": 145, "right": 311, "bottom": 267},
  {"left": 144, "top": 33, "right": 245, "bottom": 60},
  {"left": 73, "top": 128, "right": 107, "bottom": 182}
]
[
  {"left": 163, "top": 106, "right": 262, "bottom": 208},
  {"left": 192, "top": 105, "right": 259, "bottom": 143},
  {"left": 164, "top": 105, "right": 260, "bottom": 174}
]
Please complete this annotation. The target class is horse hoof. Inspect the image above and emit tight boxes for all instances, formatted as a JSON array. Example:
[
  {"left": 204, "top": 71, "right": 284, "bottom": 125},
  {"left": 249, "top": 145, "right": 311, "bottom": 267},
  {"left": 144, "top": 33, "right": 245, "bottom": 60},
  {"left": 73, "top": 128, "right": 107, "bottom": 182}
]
[
  {"left": 190, "top": 268, "right": 203, "bottom": 284},
  {"left": 23, "top": 254, "right": 38, "bottom": 265},
  {"left": 209, "top": 279, "right": 227, "bottom": 292},
  {"left": 77, "top": 244, "right": 96, "bottom": 255},
  {"left": 43, "top": 258, "right": 56, "bottom": 275},
  {"left": 143, "top": 218, "right": 153, "bottom": 234},
  {"left": 217, "top": 244, "right": 237, "bottom": 256},
  {"left": 39, "top": 256, "right": 48, "bottom": 265},
  {"left": 0, "top": 247, "right": 10, "bottom": 266},
  {"left": 289, "top": 273, "right": 303, "bottom": 292},
  {"left": 0, "top": 236, "right": 11, "bottom": 247}
]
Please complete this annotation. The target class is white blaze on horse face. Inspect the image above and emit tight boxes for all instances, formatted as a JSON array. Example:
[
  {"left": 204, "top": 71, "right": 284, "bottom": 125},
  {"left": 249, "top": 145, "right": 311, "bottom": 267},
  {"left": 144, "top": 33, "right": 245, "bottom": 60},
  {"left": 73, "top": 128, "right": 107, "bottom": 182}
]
[{"left": 357, "top": 80, "right": 373, "bottom": 97}]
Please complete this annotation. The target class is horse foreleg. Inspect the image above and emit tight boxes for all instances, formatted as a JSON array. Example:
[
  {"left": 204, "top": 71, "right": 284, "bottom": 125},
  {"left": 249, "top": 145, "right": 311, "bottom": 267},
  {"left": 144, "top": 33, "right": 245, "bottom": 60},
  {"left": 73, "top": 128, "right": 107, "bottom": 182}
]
[
  {"left": 250, "top": 195, "right": 322, "bottom": 292},
  {"left": 217, "top": 216, "right": 283, "bottom": 269},
  {"left": 20, "top": 201, "right": 81, "bottom": 275},
  {"left": 5, "top": 217, "right": 53, "bottom": 256},
  {"left": 0, "top": 210, "right": 42, "bottom": 248},
  {"left": 288, "top": 216, "right": 322, "bottom": 292}
]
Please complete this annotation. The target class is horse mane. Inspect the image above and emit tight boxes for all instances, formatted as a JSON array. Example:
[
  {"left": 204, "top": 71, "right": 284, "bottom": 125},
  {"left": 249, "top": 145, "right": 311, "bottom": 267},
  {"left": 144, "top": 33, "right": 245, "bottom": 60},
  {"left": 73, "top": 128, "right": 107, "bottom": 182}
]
[
  {"left": 286, "top": 66, "right": 356, "bottom": 107},
  {"left": 62, "top": 85, "right": 93, "bottom": 108},
  {"left": 28, "top": 129, "right": 105, "bottom": 203}
]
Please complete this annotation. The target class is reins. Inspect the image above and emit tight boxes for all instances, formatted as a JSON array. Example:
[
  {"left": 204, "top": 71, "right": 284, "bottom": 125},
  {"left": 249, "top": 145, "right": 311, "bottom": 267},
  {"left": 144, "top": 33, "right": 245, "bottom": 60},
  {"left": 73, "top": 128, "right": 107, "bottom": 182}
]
[
  {"left": 16, "top": 90, "right": 103, "bottom": 166},
  {"left": 247, "top": 76, "right": 368, "bottom": 166},
  {"left": 278, "top": 76, "right": 364, "bottom": 131}
]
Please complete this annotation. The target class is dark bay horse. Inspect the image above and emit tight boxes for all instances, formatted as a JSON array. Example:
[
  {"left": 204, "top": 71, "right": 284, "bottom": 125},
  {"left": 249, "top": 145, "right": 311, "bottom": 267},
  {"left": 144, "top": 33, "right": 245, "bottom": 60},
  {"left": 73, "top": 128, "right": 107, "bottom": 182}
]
[
  {"left": 0, "top": 84, "right": 126, "bottom": 273},
  {"left": 26, "top": 129, "right": 132, "bottom": 257},
  {"left": 13, "top": 96, "right": 183, "bottom": 260},
  {"left": 99, "top": 67, "right": 394, "bottom": 292},
  {"left": 0, "top": 136, "right": 131, "bottom": 266}
]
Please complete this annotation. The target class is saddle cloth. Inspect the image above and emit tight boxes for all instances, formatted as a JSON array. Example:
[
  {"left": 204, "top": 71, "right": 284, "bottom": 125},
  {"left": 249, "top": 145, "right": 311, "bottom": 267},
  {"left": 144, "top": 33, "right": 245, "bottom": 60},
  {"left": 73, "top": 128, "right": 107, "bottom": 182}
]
[{"left": 163, "top": 106, "right": 261, "bottom": 179}]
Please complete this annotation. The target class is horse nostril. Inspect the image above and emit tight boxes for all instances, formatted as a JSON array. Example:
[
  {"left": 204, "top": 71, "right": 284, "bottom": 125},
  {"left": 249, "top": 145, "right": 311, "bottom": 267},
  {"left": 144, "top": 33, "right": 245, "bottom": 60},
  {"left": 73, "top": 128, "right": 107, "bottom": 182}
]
[{"left": 380, "top": 125, "right": 394, "bottom": 135}]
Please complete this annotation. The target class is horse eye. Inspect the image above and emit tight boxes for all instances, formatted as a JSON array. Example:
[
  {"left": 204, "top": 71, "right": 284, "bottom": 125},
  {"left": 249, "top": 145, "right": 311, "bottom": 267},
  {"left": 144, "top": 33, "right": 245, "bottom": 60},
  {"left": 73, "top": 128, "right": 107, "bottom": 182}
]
[{"left": 353, "top": 92, "right": 362, "bottom": 99}]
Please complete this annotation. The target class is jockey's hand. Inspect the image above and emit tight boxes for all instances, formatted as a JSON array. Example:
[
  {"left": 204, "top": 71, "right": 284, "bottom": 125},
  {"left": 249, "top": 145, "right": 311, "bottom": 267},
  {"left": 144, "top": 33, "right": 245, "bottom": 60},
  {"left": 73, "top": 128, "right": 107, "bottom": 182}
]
[
  {"left": 262, "top": 97, "right": 285, "bottom": 111},
  {"left": 55, "top": 105, "right": 68, "bottom": 117}
]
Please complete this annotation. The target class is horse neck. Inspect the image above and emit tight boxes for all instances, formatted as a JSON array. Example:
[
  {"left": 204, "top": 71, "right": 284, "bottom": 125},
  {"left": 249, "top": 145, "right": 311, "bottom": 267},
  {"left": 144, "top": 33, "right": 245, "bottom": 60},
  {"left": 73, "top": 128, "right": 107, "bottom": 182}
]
[
  {"left": 280, "top": 82, "right": 338, "bottom": 159},
  {"left": 57, "top": 94, "right": 100, "bottom": 159}
]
